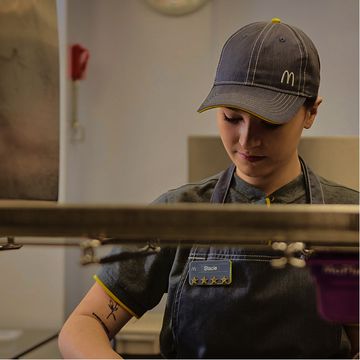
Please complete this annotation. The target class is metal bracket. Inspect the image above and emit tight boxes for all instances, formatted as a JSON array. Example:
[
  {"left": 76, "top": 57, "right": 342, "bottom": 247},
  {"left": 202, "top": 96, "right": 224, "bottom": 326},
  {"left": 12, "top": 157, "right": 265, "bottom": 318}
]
[
  {"left": 80, "top": 239, "right": 101, "bottom": 265},
  {"left": 98, "top": 240, "right": 161, "bottom": 264},
  {"left": 0, "top": 237, "right": 23, "bottom": 251},
  {"left": 79, "top": 238, "right": 161, "bottom": 265},
  {"left": 271, "top": 242, "right": 310, "bottom": 268}
]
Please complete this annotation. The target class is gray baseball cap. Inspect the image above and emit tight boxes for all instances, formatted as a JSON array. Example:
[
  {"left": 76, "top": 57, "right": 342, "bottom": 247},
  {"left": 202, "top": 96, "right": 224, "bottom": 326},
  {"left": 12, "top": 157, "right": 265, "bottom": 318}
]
[{"left": 198, "top": 18, "right": 320, "bottom": 124}]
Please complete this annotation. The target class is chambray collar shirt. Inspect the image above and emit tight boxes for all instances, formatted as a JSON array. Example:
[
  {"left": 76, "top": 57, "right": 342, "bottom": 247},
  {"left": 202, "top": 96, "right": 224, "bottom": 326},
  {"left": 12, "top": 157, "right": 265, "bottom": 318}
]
[{"left": 97, "top": 163, "right": 358, "bottom": 358}]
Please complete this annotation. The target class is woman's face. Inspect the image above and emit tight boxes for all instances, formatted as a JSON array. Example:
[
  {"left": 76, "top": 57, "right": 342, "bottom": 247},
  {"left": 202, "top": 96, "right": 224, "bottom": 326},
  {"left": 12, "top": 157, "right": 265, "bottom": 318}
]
[{"left": 216, "top": 105, "right": 317, "bottom": 191}]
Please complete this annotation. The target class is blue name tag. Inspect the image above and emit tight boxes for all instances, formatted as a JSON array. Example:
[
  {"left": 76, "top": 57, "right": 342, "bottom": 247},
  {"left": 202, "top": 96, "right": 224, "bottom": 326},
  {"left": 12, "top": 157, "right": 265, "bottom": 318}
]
[{"left": 189, "top": 260, "right": 232, "bottom": 286}]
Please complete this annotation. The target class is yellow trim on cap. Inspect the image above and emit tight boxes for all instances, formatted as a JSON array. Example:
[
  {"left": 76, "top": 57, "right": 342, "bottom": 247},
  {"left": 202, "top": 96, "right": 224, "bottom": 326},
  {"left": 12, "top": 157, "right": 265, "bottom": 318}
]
[
  {"left": 93, "top": 275, "right": 139, "bottom": 318},
  {"left": 272, "top": 17, "right": 281, "bottom": 23},
  {"left": 265, "top": 197, "right": 271, "bottom": 207},
  {"left": 198, "top": 104, "right": 282, "bottom": 125}
]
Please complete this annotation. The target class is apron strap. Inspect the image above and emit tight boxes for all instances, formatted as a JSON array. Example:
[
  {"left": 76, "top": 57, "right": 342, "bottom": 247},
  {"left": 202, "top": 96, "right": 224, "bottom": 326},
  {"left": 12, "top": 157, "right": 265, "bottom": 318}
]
[
  {"left": 299, "top": 156, "right": 325, "bottom": 204},
  {"left": 210, "top": 164, "right": 235, "bottom": 204}
]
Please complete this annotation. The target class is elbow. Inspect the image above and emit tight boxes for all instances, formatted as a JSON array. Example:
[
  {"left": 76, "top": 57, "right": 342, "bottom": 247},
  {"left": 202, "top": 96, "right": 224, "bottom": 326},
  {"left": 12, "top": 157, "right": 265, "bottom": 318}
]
[{"left": 57, "top": 320, "right": 72, "bottom": 358}]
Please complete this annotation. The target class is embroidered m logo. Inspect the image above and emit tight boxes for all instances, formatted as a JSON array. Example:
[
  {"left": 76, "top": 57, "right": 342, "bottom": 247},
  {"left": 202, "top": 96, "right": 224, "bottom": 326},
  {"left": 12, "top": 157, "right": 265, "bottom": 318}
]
[{"left": 281, "top": 70, "right": 295, "bottom": 86}]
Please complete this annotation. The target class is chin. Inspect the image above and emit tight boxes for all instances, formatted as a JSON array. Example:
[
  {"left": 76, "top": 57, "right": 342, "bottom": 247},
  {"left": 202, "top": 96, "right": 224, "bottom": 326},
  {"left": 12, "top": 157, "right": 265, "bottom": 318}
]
[{"left": 235, "top": 161, "right": 272, "bottom": 179}]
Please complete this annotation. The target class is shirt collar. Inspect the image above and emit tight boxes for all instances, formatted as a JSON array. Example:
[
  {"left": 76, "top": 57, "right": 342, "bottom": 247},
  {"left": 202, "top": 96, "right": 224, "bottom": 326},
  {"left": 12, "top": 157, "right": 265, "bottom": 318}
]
[{"left": 232, "top": 172, "right": 306, "bottom": 204}]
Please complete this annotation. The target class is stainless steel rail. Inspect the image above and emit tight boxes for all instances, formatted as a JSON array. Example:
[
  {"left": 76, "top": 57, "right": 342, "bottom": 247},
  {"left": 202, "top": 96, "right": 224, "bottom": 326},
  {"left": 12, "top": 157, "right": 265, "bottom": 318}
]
[{"left": 0, "top": 202, "right": 358, "bottom": 247}]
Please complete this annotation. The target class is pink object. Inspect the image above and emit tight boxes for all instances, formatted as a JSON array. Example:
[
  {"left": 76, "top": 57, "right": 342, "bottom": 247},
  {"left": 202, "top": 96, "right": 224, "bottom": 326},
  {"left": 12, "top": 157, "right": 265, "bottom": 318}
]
[{"left": 307, "top": 253, "right": 359, "bottom": 324}]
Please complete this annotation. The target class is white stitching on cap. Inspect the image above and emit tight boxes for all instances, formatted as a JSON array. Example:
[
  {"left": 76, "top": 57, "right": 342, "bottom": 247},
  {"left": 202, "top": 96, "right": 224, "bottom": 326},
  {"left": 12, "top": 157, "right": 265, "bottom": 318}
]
[
  {"left": 245, "top": 22, "right": 272, "bottom": 83},
  {"left": 251, "top": 23, "right": 275, "bottom": 84},
  {"left": 248, "top": 93, "right": 301, "bottom": 114},
  {"left": 291, "top": 28, "right": 309, "bottom": 94},
  {"left": 208, "top": 85, "right": 302, "bottom": 115},
  {"left": 269, "top": 94, "right": 300, "bottom": 113},
  {"left": 214, "top": 81, "right": 308, "bottom": 97},
  {"left": 262, "top": 93, "right": 299, "bottom": 113},
  {"left": 213, "top": 80, "right": 309, "bottom": 97},
  {"left": 217, "top": 23, "right": 259, "bottom": 82},
  {"left": 238, "top": 91, "right": 301, "bottom": 114},
  {"left": 283, "top": 23, "right": 304, "bottom": 95}
]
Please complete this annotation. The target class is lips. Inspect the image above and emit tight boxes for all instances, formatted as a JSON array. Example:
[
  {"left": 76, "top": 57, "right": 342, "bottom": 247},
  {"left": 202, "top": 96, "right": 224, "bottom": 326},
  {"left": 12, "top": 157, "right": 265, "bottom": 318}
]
[{"left": 238, "top": 152, "right": 266, "bottom": 163}]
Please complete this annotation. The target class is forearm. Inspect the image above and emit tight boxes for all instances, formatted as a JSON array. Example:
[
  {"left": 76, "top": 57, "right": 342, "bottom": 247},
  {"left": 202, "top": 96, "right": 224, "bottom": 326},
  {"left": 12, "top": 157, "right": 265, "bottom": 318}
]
[{"left": 58, "top": 314, "right": 121, "bottom": 359}]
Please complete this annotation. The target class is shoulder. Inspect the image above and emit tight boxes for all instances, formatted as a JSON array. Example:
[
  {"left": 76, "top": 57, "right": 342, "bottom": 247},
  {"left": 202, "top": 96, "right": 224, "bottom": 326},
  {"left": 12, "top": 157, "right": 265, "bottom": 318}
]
[
  {"left": 152, "top": 172, "right": 222, "bottom": 204},
  {"left": 319, "top": 176, "right": 359, "bottom": 204}
]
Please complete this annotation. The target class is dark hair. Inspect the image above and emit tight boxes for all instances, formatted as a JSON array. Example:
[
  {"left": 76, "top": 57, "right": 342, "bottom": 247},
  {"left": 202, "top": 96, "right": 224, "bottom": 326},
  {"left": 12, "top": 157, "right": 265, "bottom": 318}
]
[{"left": 303, "top": 97, "right": 317, "bottom": 109}]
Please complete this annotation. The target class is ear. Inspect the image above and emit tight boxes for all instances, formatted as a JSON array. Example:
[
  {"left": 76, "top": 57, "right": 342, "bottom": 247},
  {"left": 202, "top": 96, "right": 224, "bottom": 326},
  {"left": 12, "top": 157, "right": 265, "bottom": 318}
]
[{"left": 304, "top": 96, "right": 323, "bottom": 129}]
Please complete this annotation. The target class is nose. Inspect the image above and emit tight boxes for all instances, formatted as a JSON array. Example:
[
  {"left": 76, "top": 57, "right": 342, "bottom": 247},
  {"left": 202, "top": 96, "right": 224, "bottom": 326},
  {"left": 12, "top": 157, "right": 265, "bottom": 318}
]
[{"left": 238, "top": 118, "right": 261, "bottom": 149}]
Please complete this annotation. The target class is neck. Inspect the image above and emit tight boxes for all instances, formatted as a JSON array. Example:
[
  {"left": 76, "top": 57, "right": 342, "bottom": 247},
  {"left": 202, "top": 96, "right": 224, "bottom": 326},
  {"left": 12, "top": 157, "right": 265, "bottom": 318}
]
[{"left": 236, "top": 155, "right": 302, "bottom": 196}]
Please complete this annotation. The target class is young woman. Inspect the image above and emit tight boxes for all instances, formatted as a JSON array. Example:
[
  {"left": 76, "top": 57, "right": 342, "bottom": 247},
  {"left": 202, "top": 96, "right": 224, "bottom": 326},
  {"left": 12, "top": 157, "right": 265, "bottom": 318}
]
[{"left": 59, "top": 19, "right": 359, "bottom": 359}]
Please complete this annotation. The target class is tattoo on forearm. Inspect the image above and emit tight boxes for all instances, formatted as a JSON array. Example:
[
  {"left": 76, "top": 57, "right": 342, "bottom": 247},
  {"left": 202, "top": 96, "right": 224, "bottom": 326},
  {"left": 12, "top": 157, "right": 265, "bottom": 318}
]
[
  {"left": 92, "top": 312, "right": 110, "bottom": 337},
  {"left": 106, "top": 299, "right": 119, "bottom": 320}
]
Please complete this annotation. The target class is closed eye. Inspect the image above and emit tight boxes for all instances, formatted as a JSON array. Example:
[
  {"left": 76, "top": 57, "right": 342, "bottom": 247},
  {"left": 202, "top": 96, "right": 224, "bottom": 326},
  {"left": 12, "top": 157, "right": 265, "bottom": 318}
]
[
  {"left": 262, "top": 121, "right": 282, "bottom": 129},
  {"left": 224, "top": 115, "right": 242, "bottom": 124}
]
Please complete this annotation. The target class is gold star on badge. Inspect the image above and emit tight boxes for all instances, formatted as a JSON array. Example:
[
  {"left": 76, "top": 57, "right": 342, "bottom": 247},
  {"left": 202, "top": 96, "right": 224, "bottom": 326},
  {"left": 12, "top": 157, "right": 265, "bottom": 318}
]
[
  {"left": 221, "top": 276, "right": 228, "bottom": 284},
  {"left": 191, "top": 277, "right": 198, "bottom": 285},
  {"left": 210, "top": 276, "right": 217, "bottom": 285},
  {"left": 201, "top": 276, "right": 207, "bottom": 285}
]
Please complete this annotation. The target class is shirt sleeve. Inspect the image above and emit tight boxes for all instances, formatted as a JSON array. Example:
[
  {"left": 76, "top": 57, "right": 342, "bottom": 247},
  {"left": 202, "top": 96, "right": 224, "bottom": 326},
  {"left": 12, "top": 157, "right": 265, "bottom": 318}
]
[
  {"left": 95, "top": 192, "right": 175, "bottom": 318},
  {"left": 96, "top": 245, "right": 175, "bottom": 318}
]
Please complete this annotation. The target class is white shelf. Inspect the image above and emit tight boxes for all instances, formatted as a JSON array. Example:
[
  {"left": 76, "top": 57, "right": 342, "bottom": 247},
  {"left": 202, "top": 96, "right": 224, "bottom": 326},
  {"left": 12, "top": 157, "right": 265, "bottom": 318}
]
[{"left": 116, "top": 312, "right": 163, "bottom": 355}]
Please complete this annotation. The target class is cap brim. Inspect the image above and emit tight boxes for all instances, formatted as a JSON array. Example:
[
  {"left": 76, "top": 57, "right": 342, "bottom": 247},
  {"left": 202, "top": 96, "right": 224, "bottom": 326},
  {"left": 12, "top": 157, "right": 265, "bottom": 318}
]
[{"left": 197, "top": 84, "right": 306, "bottom": 124}]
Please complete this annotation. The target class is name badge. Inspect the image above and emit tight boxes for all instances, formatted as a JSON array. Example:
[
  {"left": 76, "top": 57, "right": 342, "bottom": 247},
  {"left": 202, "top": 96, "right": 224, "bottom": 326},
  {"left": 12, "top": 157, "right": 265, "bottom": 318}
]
[{"left": 189, "top": 260, "right": 232, "bottom": 286}]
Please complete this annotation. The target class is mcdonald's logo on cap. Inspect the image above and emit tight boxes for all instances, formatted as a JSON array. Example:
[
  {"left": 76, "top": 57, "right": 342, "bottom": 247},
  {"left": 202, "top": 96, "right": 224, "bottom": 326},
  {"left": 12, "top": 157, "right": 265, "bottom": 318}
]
[{"left": 281, "top": 70, "right": 295, "bottom": 86}]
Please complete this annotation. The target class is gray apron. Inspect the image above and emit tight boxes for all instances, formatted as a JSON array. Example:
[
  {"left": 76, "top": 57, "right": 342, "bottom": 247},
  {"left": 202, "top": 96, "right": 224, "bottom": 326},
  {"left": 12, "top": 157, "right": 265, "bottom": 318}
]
[{"left": 165, "top": 158, "right": 350, "bottom": 358}]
